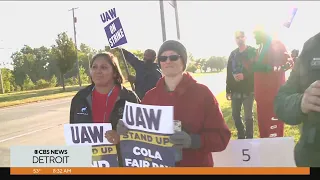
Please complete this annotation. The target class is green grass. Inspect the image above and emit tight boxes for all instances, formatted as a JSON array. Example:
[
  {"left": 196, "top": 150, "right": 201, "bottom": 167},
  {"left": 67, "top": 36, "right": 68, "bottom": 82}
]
[
  {"left": 0, "top": 82, "right": 130, "bottom": 108},
  {"left": 216, "top": 91, "right": 300, "bottom": 143}
]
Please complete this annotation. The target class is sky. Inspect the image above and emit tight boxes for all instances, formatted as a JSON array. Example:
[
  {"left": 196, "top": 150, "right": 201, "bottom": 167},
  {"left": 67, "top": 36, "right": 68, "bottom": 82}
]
[{"left": 0, "top": 1, "right": 319, "bottom": 69}]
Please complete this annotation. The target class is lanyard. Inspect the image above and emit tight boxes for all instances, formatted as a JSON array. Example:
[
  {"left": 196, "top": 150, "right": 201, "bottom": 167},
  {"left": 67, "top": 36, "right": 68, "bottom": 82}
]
[{"left": 92, "top": 85, "right": 116, "bottom": 123}]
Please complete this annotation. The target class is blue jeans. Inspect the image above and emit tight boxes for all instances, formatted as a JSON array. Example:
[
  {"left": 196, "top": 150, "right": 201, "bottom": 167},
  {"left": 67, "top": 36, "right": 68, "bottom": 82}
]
[{"left": 231, "top": 92, "right": 254, "bottom": 139}]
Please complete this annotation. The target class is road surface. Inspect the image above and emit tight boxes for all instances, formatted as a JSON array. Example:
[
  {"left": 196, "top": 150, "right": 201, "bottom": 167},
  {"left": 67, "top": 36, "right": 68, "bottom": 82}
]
[{"left": 0, "top": 73, "right": 226, "bottom": 167}]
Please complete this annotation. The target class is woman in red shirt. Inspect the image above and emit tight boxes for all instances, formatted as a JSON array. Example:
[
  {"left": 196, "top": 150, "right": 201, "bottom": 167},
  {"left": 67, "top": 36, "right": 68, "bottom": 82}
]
[
  {"left": 117, "top": 40, "right": 231, "bottom": 167},
  {"left": 70, "top": 52, "right": 140, "bottom": 166}
]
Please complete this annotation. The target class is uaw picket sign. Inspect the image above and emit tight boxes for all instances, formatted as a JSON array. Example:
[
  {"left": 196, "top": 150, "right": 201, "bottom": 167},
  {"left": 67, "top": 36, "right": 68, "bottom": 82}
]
[
  {"left": 64, "top": 123, "right": 119, "bottom": 167},
  {"left": 64, "top": 123, "right": 113, "bottom": 146},
  {"left": 119, "top": 102, "right": 176, "bottom": 167},
  {"left": 212, "top": 137, "right": 296, "bottom": 167},
  {"left": 100, "top": 8, "right": 127, "bottom": 49}
]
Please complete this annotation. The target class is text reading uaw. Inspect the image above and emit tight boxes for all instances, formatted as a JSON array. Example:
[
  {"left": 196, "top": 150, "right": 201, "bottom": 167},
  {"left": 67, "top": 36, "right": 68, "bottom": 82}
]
[{"left": 33, "top": 149, "right": 69, "bottom": 164}]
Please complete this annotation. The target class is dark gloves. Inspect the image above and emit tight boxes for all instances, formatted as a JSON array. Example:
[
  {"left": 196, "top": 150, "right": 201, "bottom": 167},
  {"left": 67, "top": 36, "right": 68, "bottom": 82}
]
[
  {"left": 116, "top": 120, "right": 129, "bottom": 135},
  {"left": 170, "top": 131, "right": 202, "bottom": 162},
  {"left": 169, "top": 131, "right": 202, "bottom": 149}
]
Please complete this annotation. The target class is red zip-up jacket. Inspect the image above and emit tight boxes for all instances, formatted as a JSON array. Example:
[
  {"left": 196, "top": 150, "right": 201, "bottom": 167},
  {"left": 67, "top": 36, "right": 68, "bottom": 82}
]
[{"left": 141, "top": 73, "right": 231, "bottom": 167}]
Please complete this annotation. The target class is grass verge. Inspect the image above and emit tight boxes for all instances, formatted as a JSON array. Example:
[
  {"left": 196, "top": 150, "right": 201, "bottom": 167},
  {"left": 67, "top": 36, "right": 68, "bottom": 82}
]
[
  {"left": 0, "top": 82, "right": 131, "bottom": 108},
  {"left": 215, "top": 91, "right": 300, "bottom": 143}
]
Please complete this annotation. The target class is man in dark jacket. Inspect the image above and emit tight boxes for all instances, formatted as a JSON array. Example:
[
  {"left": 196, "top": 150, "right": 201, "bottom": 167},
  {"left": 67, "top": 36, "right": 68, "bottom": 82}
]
[
  {"left": 274, "top": 32, "right": 320, "bottom": 167},
  {"left": 121, "top": 48, "right": 162, "bottom": 99},
  {"left": 226, "top": 31, "right": 256, "bottom": 139}
]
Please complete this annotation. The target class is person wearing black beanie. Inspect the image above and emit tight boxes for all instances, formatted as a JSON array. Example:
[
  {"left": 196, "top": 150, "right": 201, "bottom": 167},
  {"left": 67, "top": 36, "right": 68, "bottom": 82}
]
[
  {"left": 139, "top": 40, "right": 231, "bottom": 167},
  {"left": 157, "top": 40, "right": 188, "bottom": 71}
]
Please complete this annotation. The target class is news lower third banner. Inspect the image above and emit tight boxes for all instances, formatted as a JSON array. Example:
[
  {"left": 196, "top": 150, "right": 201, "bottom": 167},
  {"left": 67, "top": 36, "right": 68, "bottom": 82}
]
[
  {"left": 10, "top": 146, "right": 92, "bottom": 167},
  {"left": 9, "top": 167, "right": 311, "bottom": 175}
]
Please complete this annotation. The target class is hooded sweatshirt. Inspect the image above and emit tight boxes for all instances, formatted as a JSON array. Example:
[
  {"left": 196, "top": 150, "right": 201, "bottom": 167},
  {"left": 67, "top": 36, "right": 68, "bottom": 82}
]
[
  {"left": 253, "top": 38, "right": 293, "bottom": 138},
  {"left": 141, "top": 73, "right": 231, "bottom": 167}
]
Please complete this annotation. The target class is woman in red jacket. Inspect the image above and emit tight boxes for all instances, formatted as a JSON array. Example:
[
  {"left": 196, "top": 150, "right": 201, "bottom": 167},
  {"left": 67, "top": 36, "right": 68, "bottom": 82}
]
[{"left": 139, "top": 40, "right": 231, "bottom": 167}]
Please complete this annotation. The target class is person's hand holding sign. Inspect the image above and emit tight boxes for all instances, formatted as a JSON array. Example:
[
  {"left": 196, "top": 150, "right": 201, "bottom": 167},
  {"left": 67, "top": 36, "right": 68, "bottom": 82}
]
[
  {"left": 237, "top": 73, "right": 244, "bottom": 80},
  {"left": 226, "top": 93, "right": 232, "bottom": 100},
  {"left": 233, "top": 73, "right": 244, "bottom": 81},
  {"left": 105, "top": 130, "right": 120, "bottom": 144},
  {"left": 169, "top": 131, "right": 201, "bottom": 149},
  {"left": 116, "top": 120, "right": 129, "bottom": 135}
]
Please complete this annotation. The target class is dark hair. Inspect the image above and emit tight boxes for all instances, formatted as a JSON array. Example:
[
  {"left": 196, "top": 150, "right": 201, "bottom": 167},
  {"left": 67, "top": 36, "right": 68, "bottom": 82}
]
[
  {"left": 90, "top": 52, "right": 124, "bottom": 85},
  {"left": 235, "top": 31, "right": 245, "bottom": 37},
  {"left": 144, "top": 49, "right": 156, "bottom": 58}
]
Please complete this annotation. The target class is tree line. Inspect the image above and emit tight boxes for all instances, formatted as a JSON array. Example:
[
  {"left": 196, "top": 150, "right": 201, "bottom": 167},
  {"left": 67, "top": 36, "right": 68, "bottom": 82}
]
[
  {"left": 0, "top": 31, "right": 227, "bottom": 94},
  {"left": 186, "top": 54, "right": 227, "bottom": 73},
  {"left": 0, "top": 32, "right": 139, "bottom": 93}
]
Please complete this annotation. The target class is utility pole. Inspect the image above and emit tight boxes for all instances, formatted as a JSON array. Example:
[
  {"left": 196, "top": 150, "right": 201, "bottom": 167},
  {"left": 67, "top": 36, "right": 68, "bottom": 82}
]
[
  {"left": 159, "top": 0, "right": 167, "bottom": 42},
  {"left": 0, "top": 41, "right": 5, "bottom": 94},
  {"left": 69, "top": 7, "right": 82, "bottom": 87},
  {"left": 0, "top": 63, "right": 4, "bottom": 94},
  {"left": 173, "top": 0, "right": 181, "bottom": 40},
  {"left": 87, "top": 53, "right": 91, "bottom": 70},
  {"left": 168, "top": 0, "right": 180, "bottom": 40}
]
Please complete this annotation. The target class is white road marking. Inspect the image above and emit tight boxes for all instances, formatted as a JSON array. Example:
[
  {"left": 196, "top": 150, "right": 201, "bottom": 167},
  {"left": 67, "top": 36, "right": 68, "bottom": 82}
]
[{"left": 0, "top": 123, "right": 64, "bottom": 143}]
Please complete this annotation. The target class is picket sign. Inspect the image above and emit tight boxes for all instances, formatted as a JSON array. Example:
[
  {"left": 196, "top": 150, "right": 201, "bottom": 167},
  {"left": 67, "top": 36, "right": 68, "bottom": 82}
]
[{"left": 212, "top": 137, "right": 296, "bottom": 167}]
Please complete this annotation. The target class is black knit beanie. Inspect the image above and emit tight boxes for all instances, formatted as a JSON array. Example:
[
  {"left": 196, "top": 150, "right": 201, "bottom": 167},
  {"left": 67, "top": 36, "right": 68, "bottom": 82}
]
[{"left": 157, "top": 40, "right": 188, "bottom": 70}]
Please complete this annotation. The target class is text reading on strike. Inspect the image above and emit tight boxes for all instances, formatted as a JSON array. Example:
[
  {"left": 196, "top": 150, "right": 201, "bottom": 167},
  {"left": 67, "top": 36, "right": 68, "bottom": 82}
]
[{"left": 108, "top": 28, "right": 125, "bottom": 47}]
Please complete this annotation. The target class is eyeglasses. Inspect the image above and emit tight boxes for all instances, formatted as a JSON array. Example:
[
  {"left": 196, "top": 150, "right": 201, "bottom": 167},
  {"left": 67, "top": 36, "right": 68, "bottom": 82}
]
[{"left": 158, "top": 55, "right": 180, "bottom": 62}]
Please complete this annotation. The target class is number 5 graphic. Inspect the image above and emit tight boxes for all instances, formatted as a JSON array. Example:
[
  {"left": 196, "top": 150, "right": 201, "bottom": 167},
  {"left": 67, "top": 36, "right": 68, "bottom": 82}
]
[{"left": 242, "top": 149, "right": 251, "bottom": 162}]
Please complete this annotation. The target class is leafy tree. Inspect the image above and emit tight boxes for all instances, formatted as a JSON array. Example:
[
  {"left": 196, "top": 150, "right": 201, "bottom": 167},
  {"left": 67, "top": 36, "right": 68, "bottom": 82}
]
[
  {"left": 49, "top": 75, "right": 58, "bottom": 87},
  {"left": 131, "top": 50, "right": 143, "bottom": 60},
  {"left": 22, "top": 74, "right": 35, "bottom": 90},
  {"left": 195, "top": 58, "right": 207, "bottom": 72},
  {"left": 35, "top": 79, "right": 50, "bottom": 89},
  {"left": 4, "top": 30, "right": 229, "bottom": 94},
  {"left": 51, "top": 32, "right": 77, "bottom": 91},
  {"left": 188, "top": 53, "right": 195, "bottom": 62},
  {"left": 79, "top": 66, "right": 89, "bottom": 84},
  {"left": 0, "top": 68, "right": 15, "bottom": 93},
  {"left": 186, "top": 63, "right": 197, "bottom": 73}
]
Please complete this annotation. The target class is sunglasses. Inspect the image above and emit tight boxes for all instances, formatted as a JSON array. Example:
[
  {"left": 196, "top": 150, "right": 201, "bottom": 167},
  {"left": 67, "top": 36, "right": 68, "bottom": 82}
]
[{"left": 158, "top": 55, "right": 180, "bottom": 62}]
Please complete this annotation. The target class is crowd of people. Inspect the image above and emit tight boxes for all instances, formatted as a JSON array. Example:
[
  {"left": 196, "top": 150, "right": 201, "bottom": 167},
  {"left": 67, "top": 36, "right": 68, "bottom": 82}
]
[{"left": 69, "top": 26, "right": 320, "bottom": 167}]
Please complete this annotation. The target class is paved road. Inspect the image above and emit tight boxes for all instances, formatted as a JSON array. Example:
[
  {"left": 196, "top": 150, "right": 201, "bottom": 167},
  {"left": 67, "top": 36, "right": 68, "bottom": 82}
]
[{"left": 0, "top": 73, "right": 226, "bottom": 167}]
